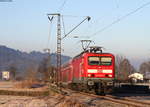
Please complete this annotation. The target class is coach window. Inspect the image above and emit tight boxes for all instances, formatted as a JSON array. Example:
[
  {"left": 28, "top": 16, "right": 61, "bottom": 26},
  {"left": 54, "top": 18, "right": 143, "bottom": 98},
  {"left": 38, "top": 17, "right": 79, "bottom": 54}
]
[
  {"left": 88, "top": 56, "right": 100, "bottom": 65},
  {"left": 101, "top": 57, "right": 112, "bottom": 66}
]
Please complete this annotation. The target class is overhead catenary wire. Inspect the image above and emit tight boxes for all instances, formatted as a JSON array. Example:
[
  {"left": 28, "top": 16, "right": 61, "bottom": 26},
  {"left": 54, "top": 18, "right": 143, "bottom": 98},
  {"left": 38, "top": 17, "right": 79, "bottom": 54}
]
[
  {"left": 62, "top": 16, "right": 91, "bottom": 40},
  {"left": 89, "top": 1, "right": 150, "bottom": 38},
  {"left": 81, "top": 0, "right": 121, "bottom": 39},
  {"left": 65, "top": 42, "right": 81, "bottom": 56},
  {"left": 115, "top": 0, "right": 119, "bottom": 9},
  {"left": 114, "top": 0, "right": 120, "bottom": 20},
  {"left": 46, "top": 16, "right": 54, "bottom": 49},
  {"left": 61, "top": 15, "right": 66, "bottom": 36},
  {"left": 62, "top": 15, "right": 88, "bottom": 18},
  {"left": 58, "top": 0, "right": 69, "bottom": 12}
]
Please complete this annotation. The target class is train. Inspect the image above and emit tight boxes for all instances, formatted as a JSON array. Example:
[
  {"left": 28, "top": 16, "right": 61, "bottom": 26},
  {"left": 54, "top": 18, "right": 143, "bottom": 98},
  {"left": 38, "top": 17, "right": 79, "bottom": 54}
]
[{"left": 59, "top": 46, "right": 115, "bottom": 94}]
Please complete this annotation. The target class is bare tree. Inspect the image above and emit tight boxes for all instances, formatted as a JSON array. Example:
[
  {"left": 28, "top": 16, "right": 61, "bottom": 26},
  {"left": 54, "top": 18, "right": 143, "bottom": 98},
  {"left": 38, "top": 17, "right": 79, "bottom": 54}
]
[
  {"left": 37, "top": 56, "right": 54, "bottom": 82},
  {"left": 139, "top": 61, "right": 150, "bottom": 77},
  {"left": 25, "top": 67, "right": 37, "bottom": 81},
  {"left": 115, "top": 55, "right": 135, "bottom": 81},
  {"left": 9, "top": 64, "right": 17, "bottom": 80}
]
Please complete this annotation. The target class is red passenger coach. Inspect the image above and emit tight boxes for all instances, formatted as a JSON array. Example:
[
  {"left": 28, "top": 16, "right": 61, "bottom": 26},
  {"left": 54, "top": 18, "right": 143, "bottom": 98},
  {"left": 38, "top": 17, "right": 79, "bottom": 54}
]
[{"left": 61, "top": 46, "right": 115, "bottom": 94}]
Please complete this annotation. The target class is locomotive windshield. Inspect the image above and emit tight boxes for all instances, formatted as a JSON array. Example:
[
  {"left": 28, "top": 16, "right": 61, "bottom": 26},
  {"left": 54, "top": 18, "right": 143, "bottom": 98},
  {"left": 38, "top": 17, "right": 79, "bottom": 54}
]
[
  {"left": 101, "top": 57, "right": 112, "bottom": 66},
  {"left": 88, "top": 56, "right": 112, "bottom": 66},
  {"left": 88, "top": 56, "right": 100, "bottom": 65}
]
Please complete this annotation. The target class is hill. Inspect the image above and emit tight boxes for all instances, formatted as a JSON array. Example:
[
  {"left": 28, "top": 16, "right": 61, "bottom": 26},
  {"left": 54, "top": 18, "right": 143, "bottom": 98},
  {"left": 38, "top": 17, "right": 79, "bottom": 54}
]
[{"left": 0, "top": 45, "right": 71, "bottom": 72}]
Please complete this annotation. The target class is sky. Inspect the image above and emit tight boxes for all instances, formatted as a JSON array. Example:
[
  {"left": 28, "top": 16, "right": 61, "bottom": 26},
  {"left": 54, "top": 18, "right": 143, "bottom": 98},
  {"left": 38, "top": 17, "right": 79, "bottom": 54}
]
[{"left": 0, "top": 0, "right": 150, "bottom": 60}]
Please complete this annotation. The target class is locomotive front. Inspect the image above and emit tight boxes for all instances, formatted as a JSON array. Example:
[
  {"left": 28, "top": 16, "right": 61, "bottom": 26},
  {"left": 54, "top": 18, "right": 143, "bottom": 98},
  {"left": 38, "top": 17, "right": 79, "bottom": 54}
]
[
  {"left": 61, "top": 46, "right": 115, "bottom": 94},
  {"left": 86, "top": 53, "right": 115, "bottom": 79},
  {"left": 83, "top": 47, "right": 115, "bottom": 94}
]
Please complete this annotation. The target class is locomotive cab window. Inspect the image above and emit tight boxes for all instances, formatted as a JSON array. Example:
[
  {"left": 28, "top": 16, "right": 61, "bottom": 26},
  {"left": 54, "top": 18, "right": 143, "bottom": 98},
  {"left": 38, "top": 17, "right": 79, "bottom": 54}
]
[
  {"left": 88, "top": 56, "right": 112, "bottom": 66},
  {"left": 101, "top": 57, "right": 112, "bottom": 66},
  {"left": 88, "top": 56, "right": 100, "bottom": 65}
]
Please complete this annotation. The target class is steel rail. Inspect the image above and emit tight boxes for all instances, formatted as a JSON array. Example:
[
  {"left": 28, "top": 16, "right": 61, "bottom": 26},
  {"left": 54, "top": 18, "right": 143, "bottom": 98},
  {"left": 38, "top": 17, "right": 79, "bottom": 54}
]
[{"left": 61, "top": 88, "right": 150, "bottom": 107}]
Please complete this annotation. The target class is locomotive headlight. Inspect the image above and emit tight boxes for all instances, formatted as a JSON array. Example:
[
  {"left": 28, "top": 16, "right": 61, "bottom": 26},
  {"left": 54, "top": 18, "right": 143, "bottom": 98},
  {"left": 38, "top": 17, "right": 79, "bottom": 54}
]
[
  {"left": 88, "top": 74, "right": 91, "bottom": 77},
  {"left": 108, "top": 75, "right": 112, "bottom": 77},
  {"left": 102, "top": 70, "right": 112, "bottom": 73},
  {"left": 87, "top": 69, "right": 98, "bottom": 73}
]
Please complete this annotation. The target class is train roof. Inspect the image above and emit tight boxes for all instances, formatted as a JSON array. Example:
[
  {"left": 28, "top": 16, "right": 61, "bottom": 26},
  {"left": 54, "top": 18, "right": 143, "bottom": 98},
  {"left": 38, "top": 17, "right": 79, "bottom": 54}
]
[
  {"left": 73, "top": 51, "right": 114, "bottom": 59},
  {"left": 61, "top": 59, "right": 72, "bottom": 67},
  {"left": 73, "top": 46, "right": 114, "bottom": 59}
]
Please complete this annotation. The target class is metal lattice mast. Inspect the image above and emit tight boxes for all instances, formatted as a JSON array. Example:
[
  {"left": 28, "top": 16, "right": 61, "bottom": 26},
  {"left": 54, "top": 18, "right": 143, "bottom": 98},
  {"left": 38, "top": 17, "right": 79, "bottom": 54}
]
[
  {"left": 57, "top": 14, "right": 61, "bottom": 83},
  {"left": 47, "top": 13, "right": 62, "bottom": 84}
]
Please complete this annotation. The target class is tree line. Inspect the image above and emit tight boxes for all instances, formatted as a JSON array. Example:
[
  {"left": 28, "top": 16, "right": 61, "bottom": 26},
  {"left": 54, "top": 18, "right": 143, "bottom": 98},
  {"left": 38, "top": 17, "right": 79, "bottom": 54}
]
[{"left": 6, "top": 55, "right": 150, "bottom": 82}]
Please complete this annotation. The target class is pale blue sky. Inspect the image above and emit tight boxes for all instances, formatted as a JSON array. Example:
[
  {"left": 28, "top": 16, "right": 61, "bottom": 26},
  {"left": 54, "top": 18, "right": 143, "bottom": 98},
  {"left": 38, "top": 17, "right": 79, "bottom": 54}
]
[{"left": 0, "top": 0, "right": 150, "bottom": 59}]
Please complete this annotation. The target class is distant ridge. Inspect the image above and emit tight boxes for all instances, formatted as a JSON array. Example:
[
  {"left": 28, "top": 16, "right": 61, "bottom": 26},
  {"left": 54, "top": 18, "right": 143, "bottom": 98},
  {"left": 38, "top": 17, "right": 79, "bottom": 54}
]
[{"left": 0, "top": 45, "right": 71, "bottom": 72}]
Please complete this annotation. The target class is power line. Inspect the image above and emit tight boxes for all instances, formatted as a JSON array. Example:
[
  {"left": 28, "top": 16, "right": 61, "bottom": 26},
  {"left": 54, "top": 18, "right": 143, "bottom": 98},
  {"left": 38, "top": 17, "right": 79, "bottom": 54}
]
[
  {"left": 58, "top": 0, "right": 68, "bottom": 12},
  {"left": 46, "top": 19, "right": 53, "bottom": 49},
  {"left": 62, "top": 15, "right": 88, "bottom": 18},
  {"left": 114, "top": 0, "right": 119, "bottom": 9},
  {"left": 62, "top": 16, "right": 91, "bottom": 40},
  {"left": 89, "top": 1, "right": 150, "bottom": 38},
  {"left": 61, "top": 16, "right": 66, "bottom": 36},
  {"left": 81, "top": 1, "right": 121, "bottom": 38}
]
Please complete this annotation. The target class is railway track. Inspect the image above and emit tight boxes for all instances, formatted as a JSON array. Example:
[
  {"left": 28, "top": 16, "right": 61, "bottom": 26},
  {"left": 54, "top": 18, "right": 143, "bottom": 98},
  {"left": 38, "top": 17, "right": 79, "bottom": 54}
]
[
  {"left": 106, "top": 95, "right": 150, "bottom": 106},
  {"left": 61, "top": 88, "right": 150, "bottom": 107},
  {"left": 102, "top": 95, "right": 150, "bottom": 107},
  {"left": 79, "top": 92, "right": 150, "bottom": 107}
]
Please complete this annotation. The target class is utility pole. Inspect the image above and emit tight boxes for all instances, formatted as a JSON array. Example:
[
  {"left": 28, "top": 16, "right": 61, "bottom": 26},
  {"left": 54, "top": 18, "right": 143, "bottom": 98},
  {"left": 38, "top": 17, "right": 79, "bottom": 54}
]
[{"left": 47, "top": 13, "right": 61, "bottom": 84}]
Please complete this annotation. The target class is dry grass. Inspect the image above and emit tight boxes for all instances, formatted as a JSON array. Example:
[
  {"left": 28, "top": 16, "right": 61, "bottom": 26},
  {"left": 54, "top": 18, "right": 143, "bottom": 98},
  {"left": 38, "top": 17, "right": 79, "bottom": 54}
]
[
  {"left": 4, "top": 80, "right": 52, "bottom": 96},
  {"left": 0, "top": 90, "right": 50, "bottom": 97},
  {"left": 14, "top": 80, "right": 40, "bottom": 88},
  {"left": 0, "top": 80, "right": 60, "bottom": 97},
  {"left": 57, "top": 98, "right": 86, "bottom": 107}
]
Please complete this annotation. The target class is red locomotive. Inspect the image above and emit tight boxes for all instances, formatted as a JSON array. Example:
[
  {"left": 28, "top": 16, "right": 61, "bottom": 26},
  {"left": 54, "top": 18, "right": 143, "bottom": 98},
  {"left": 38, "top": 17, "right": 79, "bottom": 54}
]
[{"left": 60, "top": 46, "right": 115, "bottom": 94}]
